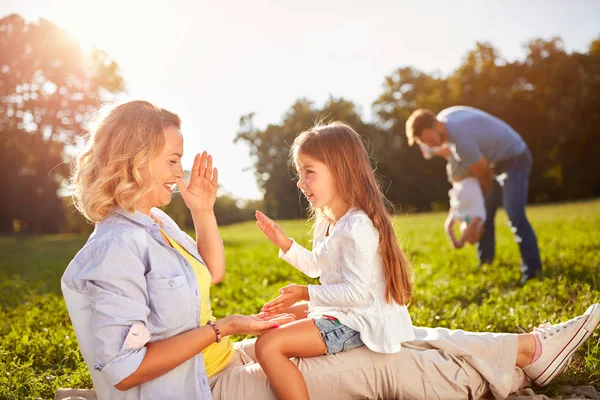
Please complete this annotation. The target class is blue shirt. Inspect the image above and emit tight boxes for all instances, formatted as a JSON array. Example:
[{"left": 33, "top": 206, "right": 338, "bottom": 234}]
[
  {"left": 61, "top": 206, "right": 213, "bottom": 400},
  {"left": 437, "top": 106, "right": 527, "bottom": 166}
]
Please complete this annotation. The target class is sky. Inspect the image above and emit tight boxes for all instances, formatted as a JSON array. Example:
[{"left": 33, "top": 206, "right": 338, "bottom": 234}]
[{"left": 1, "top": 0, "right": 599, "bottom": 200}]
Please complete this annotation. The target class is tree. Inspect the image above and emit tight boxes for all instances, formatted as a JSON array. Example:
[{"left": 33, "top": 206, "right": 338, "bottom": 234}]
[
  {"left": 518, "top": 37, "right": 600, "bottom": 200},
  {"left": 0, "top": 14, "right": 123, "bottom": 233},
  {"left": 240, "top": 37, "right": 600, "bottom": 217},
  {"left": 235, "top": 97, "right": 382, "bottom": 219},
  {"left": 372, "top": 66, "right": 452, "bottom": 211}
]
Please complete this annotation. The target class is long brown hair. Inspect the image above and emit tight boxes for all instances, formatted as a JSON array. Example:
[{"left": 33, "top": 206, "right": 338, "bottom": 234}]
[{"left": 290, "top": 121, "right": 412, "bottom": 305}]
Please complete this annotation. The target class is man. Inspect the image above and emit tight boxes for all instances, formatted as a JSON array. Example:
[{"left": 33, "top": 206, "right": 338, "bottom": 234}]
[{"left": 405, "top": 106, "right": 542, "bottom": 285}]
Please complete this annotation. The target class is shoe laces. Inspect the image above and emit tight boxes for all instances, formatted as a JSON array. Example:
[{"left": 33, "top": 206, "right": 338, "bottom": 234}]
[{"left": 533, "top": 317, "right": 579, "bottom": 340}]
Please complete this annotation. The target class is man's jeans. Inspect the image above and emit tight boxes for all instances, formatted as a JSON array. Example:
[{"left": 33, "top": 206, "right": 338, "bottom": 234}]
[{"left": 477, "top": 149, "right": 542, "bottom": 277}]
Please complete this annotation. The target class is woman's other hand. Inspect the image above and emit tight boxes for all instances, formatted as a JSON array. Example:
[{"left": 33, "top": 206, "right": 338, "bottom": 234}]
[
  {"left": 256, "top": 312, "right": 297, "bottom": 327},
  {"left": 216, "top": 313, "right": 296, "bottom": 336}
]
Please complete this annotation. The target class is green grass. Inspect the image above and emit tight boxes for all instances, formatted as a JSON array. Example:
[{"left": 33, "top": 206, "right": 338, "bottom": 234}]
[{"left": 1, "top": 200, "right": 599, "bottom": 399}]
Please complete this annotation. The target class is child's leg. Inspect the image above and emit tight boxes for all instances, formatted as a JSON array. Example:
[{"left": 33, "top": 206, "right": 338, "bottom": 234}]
[
  {"left": 285, "top": 302, "right": 309, "bottom": 320},
  {"left": 255, "top": 318, "right": 327, "bottom": 400},
  {"left": 445, "top": 214, "right": 463, "bottom": 248}
]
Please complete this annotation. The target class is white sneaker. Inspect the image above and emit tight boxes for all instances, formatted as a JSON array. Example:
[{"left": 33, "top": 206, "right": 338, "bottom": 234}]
[{"left": 523, "top": 303, "right": 600, "bottom": 387}]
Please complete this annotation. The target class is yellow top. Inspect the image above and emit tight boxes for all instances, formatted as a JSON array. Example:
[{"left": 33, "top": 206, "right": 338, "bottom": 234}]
[{"left": 159, "top": 228, "right": 235, "bottom": 377}]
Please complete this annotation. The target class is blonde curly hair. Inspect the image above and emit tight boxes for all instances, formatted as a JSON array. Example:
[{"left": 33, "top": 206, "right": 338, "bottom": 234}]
[{"left": 69, "top": 100, "right": 181, "bottom": 223}]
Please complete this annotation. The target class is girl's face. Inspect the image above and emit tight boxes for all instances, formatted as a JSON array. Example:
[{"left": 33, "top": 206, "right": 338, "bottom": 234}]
[
  {"left": 295, "top": 152, "right": 348, "bottom": 220},
  {"left": 136, "top": 126, "right": 185, "bottom": 215}
]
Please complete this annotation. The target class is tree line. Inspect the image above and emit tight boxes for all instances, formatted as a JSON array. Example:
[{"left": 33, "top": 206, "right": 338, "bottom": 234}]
[
  {"left": 236, "top": 38, "right": 600, "bottom": 219},
  {"left": 1, "top": 13, "right": 598, "bottom": 232}
]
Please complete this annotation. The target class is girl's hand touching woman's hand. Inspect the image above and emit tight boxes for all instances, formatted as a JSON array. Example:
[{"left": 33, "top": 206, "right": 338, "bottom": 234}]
[{"left": 261, "top": 284, "right": 309, "bottom": 315}]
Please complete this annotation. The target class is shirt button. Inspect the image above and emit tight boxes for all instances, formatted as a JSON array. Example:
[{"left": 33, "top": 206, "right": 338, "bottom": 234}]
[{"left": 168, "top": 280, "right": 174, "bottom": 287}]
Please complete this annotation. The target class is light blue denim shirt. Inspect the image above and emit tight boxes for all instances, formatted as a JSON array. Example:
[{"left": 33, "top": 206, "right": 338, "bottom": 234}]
[{"left": 61, "top": 206, "right": 213, "bottom": 400}]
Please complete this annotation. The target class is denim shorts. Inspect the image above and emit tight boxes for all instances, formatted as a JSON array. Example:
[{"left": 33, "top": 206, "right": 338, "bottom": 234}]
[{"left": 313, "top": 317, "right": 364, "bottom": 355}]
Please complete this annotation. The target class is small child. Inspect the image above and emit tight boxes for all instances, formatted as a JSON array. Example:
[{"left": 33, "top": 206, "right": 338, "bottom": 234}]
[
  {"left": 254, "top": 122, "right": 414, "bottom": 400},
  {"left": 444, "top": 152, "right": 486, "bottom": 248}
]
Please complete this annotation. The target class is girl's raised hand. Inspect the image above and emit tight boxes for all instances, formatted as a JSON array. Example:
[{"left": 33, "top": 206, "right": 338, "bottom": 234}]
[
  {"left": 255, "top": 210, "right": 292, "bottom": 252},
  {"left": 177, "top": 152, "right": 218, "bottom": 213}
]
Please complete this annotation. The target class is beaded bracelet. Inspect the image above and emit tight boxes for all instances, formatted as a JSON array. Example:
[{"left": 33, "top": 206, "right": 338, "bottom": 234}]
[{"left": 207, "top": 320, "right": 221, "bottom": 343}]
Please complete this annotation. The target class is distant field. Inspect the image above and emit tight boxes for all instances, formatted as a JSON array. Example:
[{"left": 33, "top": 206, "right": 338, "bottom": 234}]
[{"left": 1, "top": 200, "right": 599, "bottom": 399}]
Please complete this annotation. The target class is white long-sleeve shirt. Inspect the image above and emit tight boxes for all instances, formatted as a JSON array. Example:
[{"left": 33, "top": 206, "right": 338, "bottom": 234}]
[{"left": 280, "top": 208, "right": 414, "bottom": 353}]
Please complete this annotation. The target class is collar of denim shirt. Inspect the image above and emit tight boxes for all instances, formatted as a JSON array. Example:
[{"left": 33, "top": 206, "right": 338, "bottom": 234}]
[
  {"left": 113, "top": 205, "right": 157, "bottom": 228},
  {"left": 113, "top": 205, "right": 205, "bottom": 266}
]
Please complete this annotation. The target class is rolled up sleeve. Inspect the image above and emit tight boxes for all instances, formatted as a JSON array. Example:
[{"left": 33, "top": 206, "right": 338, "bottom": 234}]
[{"left": 81, "top": 238, "right": 151, "bottom": 386}]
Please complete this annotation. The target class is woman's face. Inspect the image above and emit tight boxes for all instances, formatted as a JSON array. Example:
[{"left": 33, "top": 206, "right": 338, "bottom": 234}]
[{"left": 136, "top": 126, "right": 185, "bottom": 215}]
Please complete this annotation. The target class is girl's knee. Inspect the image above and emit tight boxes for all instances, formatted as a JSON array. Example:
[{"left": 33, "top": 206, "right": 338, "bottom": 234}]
[{"left": 255, "top": 331, "right": 281, "bottom": 362}]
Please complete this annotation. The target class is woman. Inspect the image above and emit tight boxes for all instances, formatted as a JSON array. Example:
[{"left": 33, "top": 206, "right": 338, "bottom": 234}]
[{"left": 61, "top": 100, "right": 599, "bottom": 400}]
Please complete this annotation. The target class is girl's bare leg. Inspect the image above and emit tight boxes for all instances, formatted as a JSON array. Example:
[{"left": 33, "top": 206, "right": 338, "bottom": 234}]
[
  {"left": 285, "top": 302, "right": 309, "bottom": 320},
  {"left": 255, "top": 318, "right": 327, "bottom": 400}
]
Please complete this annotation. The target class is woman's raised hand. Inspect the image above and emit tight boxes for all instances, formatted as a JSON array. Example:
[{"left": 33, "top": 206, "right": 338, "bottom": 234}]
[
  {"left": 177, "top": 152, "right": 218, "bottom": 213},
  {"left": 255, "top": 210, "right": 293, "bottom": 253}
]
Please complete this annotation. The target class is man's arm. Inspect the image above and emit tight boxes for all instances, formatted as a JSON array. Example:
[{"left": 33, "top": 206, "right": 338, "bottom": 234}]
[{"left": 468, "top": 156, "right": 494, "bottom": 195}]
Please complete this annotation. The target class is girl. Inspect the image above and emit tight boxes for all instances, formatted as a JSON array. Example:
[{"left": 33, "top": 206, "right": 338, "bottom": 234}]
[{"left": 254, "top": 121, "right": 415, "bottom": 400}]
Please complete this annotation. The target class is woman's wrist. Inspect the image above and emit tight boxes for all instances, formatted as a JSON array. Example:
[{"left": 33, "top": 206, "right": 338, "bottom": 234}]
[
  {"left": 206, "top": 320, "right": 222, "bottom": 342},
  {"left": 191, "top": 209, "right": 216, "bottom": 220},
  {"left": 214, "top": 317, "right": 233, "bottom": 337}
]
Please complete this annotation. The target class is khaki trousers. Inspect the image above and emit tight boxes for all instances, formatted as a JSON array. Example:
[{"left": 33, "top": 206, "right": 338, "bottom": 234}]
[{"left": 210, "top": 326, "right": 524, "bottom": 400}]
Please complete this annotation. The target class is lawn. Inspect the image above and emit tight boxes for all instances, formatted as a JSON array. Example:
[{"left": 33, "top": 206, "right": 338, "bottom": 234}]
[{"left": 0, "top": 200, "right": 599, "bottom": 399}]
